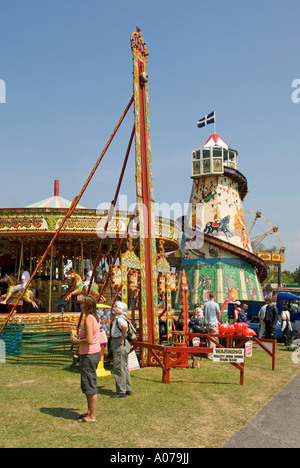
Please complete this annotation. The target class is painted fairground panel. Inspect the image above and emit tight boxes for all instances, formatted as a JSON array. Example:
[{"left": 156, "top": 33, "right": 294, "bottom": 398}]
[
  {"left": 193, "top": 161, "right": 201, "bottom": 176},
  {"left": 222, "top": 263, "right": 243, "bottom": 303},
  {"left": 176, "top": 258, "right": 257, "bottom": 309},
  {"left": 192, "top": 175, "right": 253, "bottom": 252},
  {"left": 243, "top": 264, "right": 263, "bottom": 302},
  {"left": 179, "top": 261, "right": 219, "bottom": 310},
  {"left": 213, "top": 158, "right": 223, "bottom": 173},
  {"left": 203, "top": 159, "right": 211, "bottom": 174}
]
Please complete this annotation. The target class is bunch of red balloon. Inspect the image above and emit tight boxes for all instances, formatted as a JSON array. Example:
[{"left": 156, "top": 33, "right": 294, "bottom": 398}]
[{"left": 218, "top": 322, "right": 256, "bottom": 337}]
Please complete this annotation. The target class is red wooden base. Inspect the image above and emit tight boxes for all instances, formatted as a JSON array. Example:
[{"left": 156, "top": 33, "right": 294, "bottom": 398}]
[{"left": 130, "top": 334, "right": 276, "bottom": 386}]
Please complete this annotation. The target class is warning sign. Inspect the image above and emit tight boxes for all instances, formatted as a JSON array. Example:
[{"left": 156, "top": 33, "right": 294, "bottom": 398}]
[{"left": 213, "top": 348, "right": 244, "bottom": 363}]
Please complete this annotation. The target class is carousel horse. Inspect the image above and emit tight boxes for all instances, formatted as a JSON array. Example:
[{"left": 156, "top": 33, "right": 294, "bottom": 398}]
[
  {"left": 64, "top": 270, "right": 106, "bottom": 302},
  {"left": 1, "top": 273, "right": 18, "bottom": 287},
  {"left": 0, "top": 274, "right": 38, "bottom": 309}
]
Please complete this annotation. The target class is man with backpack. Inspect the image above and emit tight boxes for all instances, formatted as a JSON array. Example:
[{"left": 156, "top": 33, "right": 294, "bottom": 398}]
[{"left": 110, "top": 301, "right": 133, "bottom": 399}]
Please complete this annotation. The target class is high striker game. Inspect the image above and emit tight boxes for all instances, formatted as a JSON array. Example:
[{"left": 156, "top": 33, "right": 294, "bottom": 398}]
[{"left": 130, "top": 29, "right": 160, "bottom": 363}]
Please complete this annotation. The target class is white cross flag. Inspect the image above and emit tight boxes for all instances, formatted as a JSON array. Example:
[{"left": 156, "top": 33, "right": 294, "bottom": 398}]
[{"left": 197, "top": 111, "right": 215, "bottom": 128}]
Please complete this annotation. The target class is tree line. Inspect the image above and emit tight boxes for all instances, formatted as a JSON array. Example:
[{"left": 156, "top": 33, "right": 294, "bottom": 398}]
[{"left": 280, "top": 267, "right": 300, "bottom": 285}]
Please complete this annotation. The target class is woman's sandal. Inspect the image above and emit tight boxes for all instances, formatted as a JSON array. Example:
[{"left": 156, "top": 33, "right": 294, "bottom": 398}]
[
  {"left": 78, "top": 417, "right": 88, "bottom": 423},
  {"left": 77, "top": 417, "right": 96, "bottom": 423}
]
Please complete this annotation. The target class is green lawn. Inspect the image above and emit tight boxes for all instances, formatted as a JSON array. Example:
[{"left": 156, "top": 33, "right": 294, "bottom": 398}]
[{"left": 0, "top": 344, "right": 299, "bottom": 448}]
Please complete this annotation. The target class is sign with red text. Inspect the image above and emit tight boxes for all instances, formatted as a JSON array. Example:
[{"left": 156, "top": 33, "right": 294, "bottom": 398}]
[{"left": 128, "top": 350, "right": 140, "bottom": 371}]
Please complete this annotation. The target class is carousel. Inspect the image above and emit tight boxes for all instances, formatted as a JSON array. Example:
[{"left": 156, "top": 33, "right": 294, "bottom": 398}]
[
  {"left": 0, "top": 175, "right": 180, "bottom": 366},
  {"left": 0, "top": 179, "right": 180, "bottom": 316}
]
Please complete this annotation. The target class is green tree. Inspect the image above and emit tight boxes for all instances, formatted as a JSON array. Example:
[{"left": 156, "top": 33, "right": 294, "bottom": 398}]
[
  {"left": 281, "top": 270, "right": 296, "bottom": 285},
  {"left": 293, "top": 267, "right": 300, "bottom": 285}
]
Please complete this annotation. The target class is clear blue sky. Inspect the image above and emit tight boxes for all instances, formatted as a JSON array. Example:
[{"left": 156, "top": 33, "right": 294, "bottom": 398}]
[{"left": 0, "top": 0, "right": 300, "bottom": 271}]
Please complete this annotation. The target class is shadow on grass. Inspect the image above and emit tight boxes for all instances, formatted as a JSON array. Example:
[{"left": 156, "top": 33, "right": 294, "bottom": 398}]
[
  {"left": 63, "top": 365, "right": 115, "bottom": 396},
  {"left": 132, "top": 373, "right": 240, "bottom": 386},
  {"left": 40, "top": 386, "right": 115, "bottom": 423},
  {"left": 97, "top": 386, "right": 115, "bottom": 396},
  {"left": 63, "top": 365, "right": 81, "bottom": 374},
  {"left": 40, "top": 407, "right": 80, "bottom": 420}
]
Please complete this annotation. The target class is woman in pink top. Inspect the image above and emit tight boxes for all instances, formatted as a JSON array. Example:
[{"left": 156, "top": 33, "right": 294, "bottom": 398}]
[{"left": 70, "top": 295, "right": 101, "bottom": 423}]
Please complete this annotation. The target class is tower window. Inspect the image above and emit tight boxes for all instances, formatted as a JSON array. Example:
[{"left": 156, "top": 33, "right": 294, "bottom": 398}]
[{"left": 213, "top": 149, "right": 222, "bottom": 158}]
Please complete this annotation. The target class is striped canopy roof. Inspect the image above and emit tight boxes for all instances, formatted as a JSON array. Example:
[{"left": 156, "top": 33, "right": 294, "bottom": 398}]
[
  {"left": 204, "top": 133, "right": 229, "bottom": 149},
  {"left": 27, "top": 195, "right": 85, "bottom": 209}
]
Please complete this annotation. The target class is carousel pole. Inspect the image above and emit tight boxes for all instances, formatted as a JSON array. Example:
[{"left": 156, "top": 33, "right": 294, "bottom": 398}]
[
  {"left": 29, "top": 244, "right": 33, "bottom": 276},
  {"left": 0, "top": 95, "right": 134, "bottom": 335},
  {"left": 14, "top": 251, "right": 18, "bottom": 276},
  {"left": 98, "top": 237, "right": 126, "bottom": 301},
  {"left": 73, "top": 244, "right": 76, "bottom": 273},
  {"left": 110, "top": 284, "right": 122, "bottom": 310},
  {"left": 80, "top": 241, "right": 84, "bottom": 279},
  {"left": 48, "top": 245, "right": 53, "bottom": 313},
  {"left": 18, "top": 239, "right": 24, "bottom": 281}
]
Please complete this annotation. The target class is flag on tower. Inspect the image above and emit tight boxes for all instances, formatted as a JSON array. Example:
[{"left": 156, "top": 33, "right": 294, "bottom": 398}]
[{"left": 197, "top": 111, "right": 215, "bottom": 128}]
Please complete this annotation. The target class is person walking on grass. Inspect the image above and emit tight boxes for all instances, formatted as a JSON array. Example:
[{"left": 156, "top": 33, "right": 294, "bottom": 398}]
[
  {"left": 70, "top": 295, "right": 101, "bottom": 422},
  {"left": 204, "top": 291, "right": 221, "bottom": 358}
]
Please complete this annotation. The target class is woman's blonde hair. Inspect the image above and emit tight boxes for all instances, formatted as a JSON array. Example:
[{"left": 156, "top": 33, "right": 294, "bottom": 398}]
[{"left": 81, "top": 295, "right": 99, "bottom": 323}]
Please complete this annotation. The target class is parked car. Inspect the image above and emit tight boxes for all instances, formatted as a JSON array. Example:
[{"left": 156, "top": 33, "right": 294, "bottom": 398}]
[
  {"left": 228, "top": 292, "right": 300, "bottom": 323},
  {"left": 247, "top": 317, "right": 295, "bottom": 342},
  {"left": 277, "top": 292, "right": 300, "bottom": 323}
]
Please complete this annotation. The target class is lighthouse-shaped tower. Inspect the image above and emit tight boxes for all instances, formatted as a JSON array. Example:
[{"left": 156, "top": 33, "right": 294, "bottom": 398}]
[{"left": 181, "top": 133, "right": 267, "bottom": 307}]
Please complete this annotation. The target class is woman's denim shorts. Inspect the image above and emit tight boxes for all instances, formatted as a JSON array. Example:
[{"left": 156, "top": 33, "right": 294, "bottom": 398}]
[{"left": 80, "top": 351, "right": 101, "bottom": 395}]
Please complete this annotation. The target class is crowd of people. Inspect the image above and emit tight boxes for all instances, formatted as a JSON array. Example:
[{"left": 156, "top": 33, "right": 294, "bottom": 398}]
[{"left": 189, "top": 294, "right": 297, "bottom": 346}]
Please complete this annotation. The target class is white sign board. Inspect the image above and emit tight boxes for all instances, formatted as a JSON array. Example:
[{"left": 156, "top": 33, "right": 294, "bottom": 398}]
[
  {"left": 245, "top": 341, "right": 253, "bottom": 358},
  {"left": 213, "top": 348, "right": 244, "bottom": 363},
  {"left": 128, "top": 350, "right": 140, "bottom": 371}
]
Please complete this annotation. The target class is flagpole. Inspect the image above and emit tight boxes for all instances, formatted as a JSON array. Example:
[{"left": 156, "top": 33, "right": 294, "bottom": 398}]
[{"left": 214, "top": 111, "right": 216, "bottom": 134}]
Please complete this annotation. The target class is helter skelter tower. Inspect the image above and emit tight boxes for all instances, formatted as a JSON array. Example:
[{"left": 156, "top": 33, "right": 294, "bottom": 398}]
[{"left": 182, "top": 133, "right": 268, "bottom": 307}]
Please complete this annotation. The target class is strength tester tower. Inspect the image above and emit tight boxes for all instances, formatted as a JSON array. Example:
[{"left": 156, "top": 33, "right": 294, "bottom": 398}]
[
  {"left": 182, "top": 133, "right": 267, "bottom": 307},
  {"left": 130, "top": 29, "right": 160, "bottom": 362}
]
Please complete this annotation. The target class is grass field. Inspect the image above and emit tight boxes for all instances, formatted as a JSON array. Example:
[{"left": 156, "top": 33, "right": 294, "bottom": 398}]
[{"left": 0, "top": 343, "right": 299, "bottom": 448}]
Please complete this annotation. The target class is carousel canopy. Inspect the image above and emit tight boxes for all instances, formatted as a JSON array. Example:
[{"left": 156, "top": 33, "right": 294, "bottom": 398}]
[
  {"left": 27, "top": 195, "right": 85, "bottom": 210},
  {"left": 27, "top": 180, "right": 85, "bottom": 209},
  {"left": 0, "top": 179, "right": 181, "bottom": 255}
]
